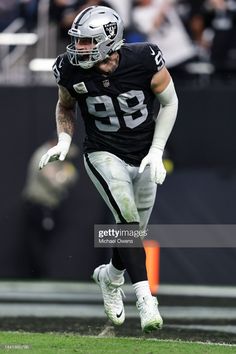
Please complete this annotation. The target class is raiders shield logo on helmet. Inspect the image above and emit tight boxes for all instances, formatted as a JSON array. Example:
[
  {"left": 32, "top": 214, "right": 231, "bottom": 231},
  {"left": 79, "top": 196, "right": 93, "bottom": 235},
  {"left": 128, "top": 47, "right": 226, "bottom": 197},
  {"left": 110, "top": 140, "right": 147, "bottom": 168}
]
[{"left": 103, "top": 22, "right": 117, "bottom": 39}]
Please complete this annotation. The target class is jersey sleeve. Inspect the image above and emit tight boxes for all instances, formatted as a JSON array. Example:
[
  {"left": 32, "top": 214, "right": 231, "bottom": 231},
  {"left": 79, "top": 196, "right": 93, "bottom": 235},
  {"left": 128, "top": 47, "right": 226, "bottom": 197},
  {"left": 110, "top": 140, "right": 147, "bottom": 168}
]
[
  {"left": 140, "top": 43, "right": 165, "bottom": 74},
  {"left": 52, "top": 54, "right": 68, "bottom": 86}
]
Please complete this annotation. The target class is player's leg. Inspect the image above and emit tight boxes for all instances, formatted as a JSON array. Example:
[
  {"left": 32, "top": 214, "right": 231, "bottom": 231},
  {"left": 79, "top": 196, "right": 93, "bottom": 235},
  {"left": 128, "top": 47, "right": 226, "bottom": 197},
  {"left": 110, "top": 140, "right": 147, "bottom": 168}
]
[
  {"left": 84, "top": 151, "right": 140, "bottom": 224},
  {"left": 133, "top": 165, "right": 157, "bottom": 231},
  {"left": 132, "top": 167, "right": 163, "bottom": 332},
  {"left": 108, "top": 163, "right": 155, "bottom": 287},
  {"left": 84, "top": 151, "right": 141, "bottom": 282},
  {"left": 84, "top": 151, "right": 149, "bottom": 282},
  {"left": 84, "top": 151, "right": 139, "bottom": 325},
  {"left": 84, "top": 151, "right": 162, "bottom": 330}
]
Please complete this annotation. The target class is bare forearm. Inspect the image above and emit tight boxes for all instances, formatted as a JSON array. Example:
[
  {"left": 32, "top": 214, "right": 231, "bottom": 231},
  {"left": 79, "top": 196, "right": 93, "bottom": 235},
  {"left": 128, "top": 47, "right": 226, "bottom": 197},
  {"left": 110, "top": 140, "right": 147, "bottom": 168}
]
[
  {"left": 152, "top": 3, "right": 170, "bottom": 30},
  {"left": 56, "top": 85, "right": 77, "bottom": 137},
  {"left": 56, "top": 101, "right": 76, "bottom": 136},
  {"left": 39, "top": 86, "right": 76, "bottom": 169}
]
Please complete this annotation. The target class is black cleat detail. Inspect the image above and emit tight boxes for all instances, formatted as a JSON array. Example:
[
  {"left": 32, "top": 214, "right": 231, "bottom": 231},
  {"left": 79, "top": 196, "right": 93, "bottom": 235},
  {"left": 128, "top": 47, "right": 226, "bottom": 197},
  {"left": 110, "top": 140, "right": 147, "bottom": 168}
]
[{"left": 116, "top": 309, "right": 123, "bottom": 318}]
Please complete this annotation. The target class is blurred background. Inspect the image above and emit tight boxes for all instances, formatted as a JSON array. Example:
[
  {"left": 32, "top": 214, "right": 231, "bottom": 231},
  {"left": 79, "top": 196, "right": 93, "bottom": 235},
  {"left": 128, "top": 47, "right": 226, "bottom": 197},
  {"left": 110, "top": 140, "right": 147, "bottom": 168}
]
[{"left": 0, "top": 0, "right": 236, "bottom": 285}]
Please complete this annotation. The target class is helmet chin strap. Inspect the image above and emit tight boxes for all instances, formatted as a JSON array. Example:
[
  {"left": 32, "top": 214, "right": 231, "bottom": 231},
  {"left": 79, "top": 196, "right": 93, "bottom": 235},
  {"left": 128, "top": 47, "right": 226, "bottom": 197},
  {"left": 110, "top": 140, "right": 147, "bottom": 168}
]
[{"left": 100, "top": 54, "right": 111, "bottom": 63}]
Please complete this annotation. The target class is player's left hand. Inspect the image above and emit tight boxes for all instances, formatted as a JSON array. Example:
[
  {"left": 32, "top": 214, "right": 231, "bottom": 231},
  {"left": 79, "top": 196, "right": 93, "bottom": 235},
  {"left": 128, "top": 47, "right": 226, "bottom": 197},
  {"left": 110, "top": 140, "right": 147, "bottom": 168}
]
[{"left": 139, "top": 147, "right": 166, "bottom": 184}]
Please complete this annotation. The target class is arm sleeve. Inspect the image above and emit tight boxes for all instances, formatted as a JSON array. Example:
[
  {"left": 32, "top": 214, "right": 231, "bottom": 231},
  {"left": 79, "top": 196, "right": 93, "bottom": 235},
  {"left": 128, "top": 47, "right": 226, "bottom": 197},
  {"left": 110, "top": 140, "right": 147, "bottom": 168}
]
[{"left": 151, "top": 79, "right": 178, "bottom": 151}]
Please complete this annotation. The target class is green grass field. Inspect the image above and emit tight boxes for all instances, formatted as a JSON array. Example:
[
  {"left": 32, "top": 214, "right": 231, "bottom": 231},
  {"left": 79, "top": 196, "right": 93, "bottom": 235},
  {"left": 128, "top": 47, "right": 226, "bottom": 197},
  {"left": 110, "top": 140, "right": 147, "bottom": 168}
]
[{"left": 0, "top": 332, "right": 235, "bottom": 354}]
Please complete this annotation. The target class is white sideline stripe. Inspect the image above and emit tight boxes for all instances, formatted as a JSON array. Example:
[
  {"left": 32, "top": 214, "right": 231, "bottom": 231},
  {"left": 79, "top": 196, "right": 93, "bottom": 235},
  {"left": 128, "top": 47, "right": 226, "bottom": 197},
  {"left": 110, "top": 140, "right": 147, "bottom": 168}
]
[
  {"left": 0, "top": 282, "right": 236, "bottom": 299},
  {"left": 29, "top": 59, "right": 55, "bottom": 71},
  {"left": 167, "top": 324, "right": 236, "bottom": 334},
  {"left": 162, "top": 306, "right": 236, "bottom": 319},
  {"left": 0, "top": 304, "right": 105, "bottom": 318},
  {"left": 72, "top": 335, "right": 236, "bottom": 347},
  {"left": 159, "top": 285, "right": 236, "bottom": 298},
  {"left": 1, "top": 304, "right": 236, "bottom": 320},
  {"left": 0, "top": 292, "right": 99, "bottom": 302},
  {"left": 0, "top": 33, "right": 38, "bottom": 45},
  {"left": 146, "top": 338, "right": 236, "bottom": 347}
]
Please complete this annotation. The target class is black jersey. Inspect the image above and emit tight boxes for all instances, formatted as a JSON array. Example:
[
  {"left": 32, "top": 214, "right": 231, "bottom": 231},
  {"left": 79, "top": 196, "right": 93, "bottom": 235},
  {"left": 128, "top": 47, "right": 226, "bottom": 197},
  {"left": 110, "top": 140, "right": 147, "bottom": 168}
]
[{"left": 53, "top": 43, "right": 165, "bottom": 166}]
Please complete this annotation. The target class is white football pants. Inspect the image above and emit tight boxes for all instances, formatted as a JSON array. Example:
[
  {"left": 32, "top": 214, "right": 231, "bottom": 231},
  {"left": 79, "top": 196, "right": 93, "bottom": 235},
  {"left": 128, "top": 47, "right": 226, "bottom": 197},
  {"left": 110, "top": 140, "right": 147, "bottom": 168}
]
[{"left": 84, "top": 151, "right": 157, "bottom": 230}]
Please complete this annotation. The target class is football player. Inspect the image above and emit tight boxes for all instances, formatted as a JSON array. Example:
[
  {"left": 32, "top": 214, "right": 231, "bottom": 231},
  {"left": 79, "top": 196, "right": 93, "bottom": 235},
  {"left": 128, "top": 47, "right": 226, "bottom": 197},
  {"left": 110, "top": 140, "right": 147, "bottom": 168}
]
[{"left": 39, "top": 5, "right": 178, "bottom": 332}]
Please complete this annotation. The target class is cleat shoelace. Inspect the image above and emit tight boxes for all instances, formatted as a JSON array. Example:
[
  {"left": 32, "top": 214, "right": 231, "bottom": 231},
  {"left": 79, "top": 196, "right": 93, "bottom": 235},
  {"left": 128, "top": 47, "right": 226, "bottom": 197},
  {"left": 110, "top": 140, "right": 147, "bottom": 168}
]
[{"left": 104, "top": 284, "right": 125, "bottom": 307}]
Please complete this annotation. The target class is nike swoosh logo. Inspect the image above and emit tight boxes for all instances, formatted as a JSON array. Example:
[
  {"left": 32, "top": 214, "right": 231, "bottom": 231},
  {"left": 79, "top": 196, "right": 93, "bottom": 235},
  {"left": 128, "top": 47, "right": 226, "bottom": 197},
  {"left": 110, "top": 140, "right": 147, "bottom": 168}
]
[
  {"left": 116, "top": 309, "right": 123, "bottom": 318},
  {"left": 58, "top": 58, "right": 63, "bottom": 68},
  {"left": 149, "top": 46, "right": 155, "bottom": 56},
  {"left": 97, "top": 270, "right": 100, "bottom": 283}
]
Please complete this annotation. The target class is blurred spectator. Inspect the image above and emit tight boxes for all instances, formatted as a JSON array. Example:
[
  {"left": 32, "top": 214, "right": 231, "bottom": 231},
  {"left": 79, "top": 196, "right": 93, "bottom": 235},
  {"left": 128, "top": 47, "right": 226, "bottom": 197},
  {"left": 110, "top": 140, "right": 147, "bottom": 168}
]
[
  {"left": 106, "top": 0, "right": 132, "bottom": 29},
  {"left": 197, "top": 0, "right": 236, "bottom": 75},
  {"left": 60, "top": 0, "right": 112, "bottom": 32},
  {"left": 49, "top": 0, "right": 79, "bottom": 36},
  {"left": 175, "top": 0, "right": 205, "bottom": 39},
  {"left": 21, "top": 138, "right": 79, "bottom": 277},
  {"left": 0, "top": 0, "right": 40, "bottom": 32},
  {"left": 19, "top": 0, "right": 39, "bottom": 31},
  {"left": 0, "top": 0, "right": 19, "bottom": 31},
  {"left": 132, "top": 0, "right": 196, "bottom": 76}
]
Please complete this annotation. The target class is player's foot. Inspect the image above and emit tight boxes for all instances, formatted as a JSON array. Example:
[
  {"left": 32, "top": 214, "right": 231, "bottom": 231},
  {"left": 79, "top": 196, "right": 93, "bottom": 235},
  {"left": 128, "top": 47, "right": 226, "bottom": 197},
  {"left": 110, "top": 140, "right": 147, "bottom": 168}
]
[
  {"left": 136, "top": 295, "right": 163, "bottom": 333},
  {"left": 92, "top": 264, "right": 125, "bottom": 325}
]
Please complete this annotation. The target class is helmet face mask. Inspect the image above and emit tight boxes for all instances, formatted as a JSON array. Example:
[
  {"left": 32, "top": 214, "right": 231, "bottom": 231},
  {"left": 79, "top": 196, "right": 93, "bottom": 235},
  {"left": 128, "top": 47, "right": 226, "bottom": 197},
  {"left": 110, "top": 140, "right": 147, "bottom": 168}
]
[
  {"left": 66, "top": 6, "right": 124, "bottom": 69},
  {"left": 68, "top": 36, "right": 103, "bottom": 69}
]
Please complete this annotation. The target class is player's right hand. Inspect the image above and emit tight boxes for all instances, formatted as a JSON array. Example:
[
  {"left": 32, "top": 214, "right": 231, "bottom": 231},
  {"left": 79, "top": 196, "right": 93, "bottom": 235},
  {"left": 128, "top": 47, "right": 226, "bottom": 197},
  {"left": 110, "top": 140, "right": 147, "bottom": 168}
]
[{"left": 39, "top": 132, "right": 72, "bottom": 170}]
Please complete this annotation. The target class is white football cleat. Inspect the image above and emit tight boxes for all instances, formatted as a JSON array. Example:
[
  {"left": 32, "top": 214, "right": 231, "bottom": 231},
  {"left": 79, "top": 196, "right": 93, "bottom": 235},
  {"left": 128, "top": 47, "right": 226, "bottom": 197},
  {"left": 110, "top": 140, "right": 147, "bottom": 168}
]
[
  {"left": 137, "top": 295, "right": 163, "bottom": 333},
  {"left": 92, "top": 264, "right": 125, "bottom": 325}
]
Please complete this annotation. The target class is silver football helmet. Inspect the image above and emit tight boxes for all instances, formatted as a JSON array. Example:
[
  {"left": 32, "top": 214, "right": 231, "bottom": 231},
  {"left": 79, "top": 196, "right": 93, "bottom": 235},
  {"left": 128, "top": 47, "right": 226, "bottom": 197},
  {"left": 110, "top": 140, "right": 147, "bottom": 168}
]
[{"left": 67, "top": 6, "right": 124, "bottom": 69}]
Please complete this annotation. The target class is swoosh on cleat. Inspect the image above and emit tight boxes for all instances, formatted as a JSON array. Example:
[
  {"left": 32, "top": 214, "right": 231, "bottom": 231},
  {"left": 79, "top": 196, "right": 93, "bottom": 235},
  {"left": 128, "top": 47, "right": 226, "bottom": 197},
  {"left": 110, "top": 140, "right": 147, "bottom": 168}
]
[{"left": 116, "top": 309, "right": 123, "bottom": 318}]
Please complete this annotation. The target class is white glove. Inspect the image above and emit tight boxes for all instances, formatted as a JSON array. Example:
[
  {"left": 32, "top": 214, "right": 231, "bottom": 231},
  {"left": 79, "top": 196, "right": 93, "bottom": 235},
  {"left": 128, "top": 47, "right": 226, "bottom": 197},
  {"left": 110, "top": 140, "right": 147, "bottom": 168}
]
[
  {"left": 139, "top": 147, "right": 166, "bottom": 184},
  {"left": 39, "top": 132, "right": 72, "bottom": 170}
]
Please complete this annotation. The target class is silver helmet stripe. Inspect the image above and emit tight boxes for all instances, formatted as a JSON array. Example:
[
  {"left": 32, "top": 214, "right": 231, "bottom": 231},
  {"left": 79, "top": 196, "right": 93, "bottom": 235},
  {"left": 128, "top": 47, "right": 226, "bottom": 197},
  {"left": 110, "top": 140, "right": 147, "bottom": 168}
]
[{"left": 74, "top": 6, "right": 95, "bottom": 27}]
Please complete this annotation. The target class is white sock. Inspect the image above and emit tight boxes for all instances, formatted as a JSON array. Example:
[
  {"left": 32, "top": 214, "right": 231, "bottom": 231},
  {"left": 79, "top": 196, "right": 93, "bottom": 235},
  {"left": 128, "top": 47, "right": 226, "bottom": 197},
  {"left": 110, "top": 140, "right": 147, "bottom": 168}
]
[
  {"left": 107, "top": 260, "right": 125, "bottom": 283},
  {"left": 133, "top": 280, "right": 152, "bottom": 301}
]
